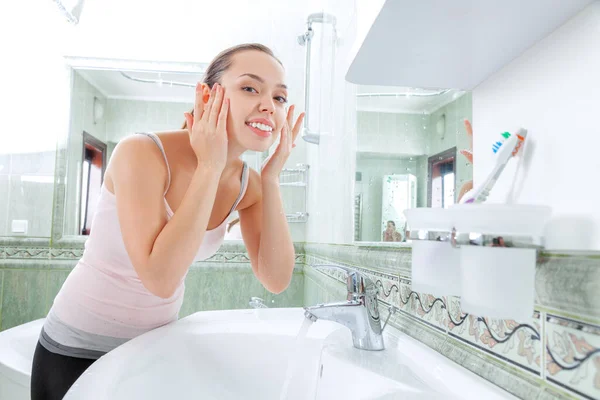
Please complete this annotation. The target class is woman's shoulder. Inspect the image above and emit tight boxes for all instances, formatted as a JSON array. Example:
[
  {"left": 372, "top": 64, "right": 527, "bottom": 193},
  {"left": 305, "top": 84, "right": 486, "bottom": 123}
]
[{"left": 104, "top": 133, "right": 170, "bottom": 192}]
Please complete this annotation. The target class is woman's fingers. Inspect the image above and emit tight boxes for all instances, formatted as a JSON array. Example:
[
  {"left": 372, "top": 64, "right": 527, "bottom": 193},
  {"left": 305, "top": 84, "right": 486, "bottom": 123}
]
[
  {"left": 184, "top": 112, "right": 194, "bottom": 131},
  {"left": 216, "top": 98, "right": 229, "bottom": 134},
  {"left": 202, "top": 84, "right": 218, "bottom": 123},
  {"left": 209, "top": 84, "right": 224, "bottom": 127},
  {"left": 291, "top": 112, "right": 305, "bottom": 143},
  {"left": 193, "top": 83, "right": 204, "bottom": 123}
]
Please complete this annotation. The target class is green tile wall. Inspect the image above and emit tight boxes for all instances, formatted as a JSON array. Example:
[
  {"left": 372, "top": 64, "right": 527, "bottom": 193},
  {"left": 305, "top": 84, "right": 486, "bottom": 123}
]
[{"left": 0, "top": 243, "right": 305, "bottom": 331}]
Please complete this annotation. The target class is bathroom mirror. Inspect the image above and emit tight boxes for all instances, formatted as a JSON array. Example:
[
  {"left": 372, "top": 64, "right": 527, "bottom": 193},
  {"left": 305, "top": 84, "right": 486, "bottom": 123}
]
[
  {"left": 53, "top": 57, "right": 271, "bottom": 242},
  {"left": 352, "top": 85, "right": 472, "bottom": 244}
]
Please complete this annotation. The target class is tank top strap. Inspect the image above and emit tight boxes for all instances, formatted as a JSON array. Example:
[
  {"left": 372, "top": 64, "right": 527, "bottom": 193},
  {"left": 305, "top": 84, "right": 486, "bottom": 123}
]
[
  {"left": 136, "top": 132, "right": 172, "bottom": 196},
  {"left": 228, "top": 162, "right": 249, "bottom": 215}
]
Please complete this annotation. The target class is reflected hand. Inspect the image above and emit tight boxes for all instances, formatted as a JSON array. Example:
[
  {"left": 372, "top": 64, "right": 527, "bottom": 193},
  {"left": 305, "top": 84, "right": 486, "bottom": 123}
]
[
  {"left": 261, "top": 105, "right": 305, "bottom": 181},
  {"left": 459, "top": 119, "right": 473, "bottom": 164},
  {"left": 457, "top": 119, "right": 474, "bottom": 202}
]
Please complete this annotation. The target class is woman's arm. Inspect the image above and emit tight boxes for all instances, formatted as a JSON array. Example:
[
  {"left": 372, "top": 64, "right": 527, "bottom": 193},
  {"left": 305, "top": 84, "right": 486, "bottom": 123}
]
[
  {"left": 112, "top": 83, "right": 229, "bottom": 298},
  {"left": 110, "top": 137, "right": 222, "bottom": 299},
  {"left": 238, "top": 106, "right": 305, "bottom": 293},
  {"left": 238, "top": 174, "right": 294, "bottom": 294}
]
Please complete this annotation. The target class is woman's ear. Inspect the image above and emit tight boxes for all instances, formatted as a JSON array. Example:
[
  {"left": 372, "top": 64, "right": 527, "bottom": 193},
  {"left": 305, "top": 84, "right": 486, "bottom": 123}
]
[{"left": 201, "top": 83, "right": 211, "bottom": 104}]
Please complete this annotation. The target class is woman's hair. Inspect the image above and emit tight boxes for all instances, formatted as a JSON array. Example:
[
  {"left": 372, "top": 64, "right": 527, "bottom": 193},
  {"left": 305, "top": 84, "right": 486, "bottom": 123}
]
[
  {"left": 387, "top": 220, "right": 396, "bottom": 227},
  {"left": 181, "top": 43, "right": 282, "bottom": 129}
]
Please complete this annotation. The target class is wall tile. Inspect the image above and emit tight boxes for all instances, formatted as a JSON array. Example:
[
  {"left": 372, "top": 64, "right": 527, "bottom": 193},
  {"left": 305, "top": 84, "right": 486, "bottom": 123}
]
[
  {"left": 265, "top": 272, "right": 304, "bottom": 308},
  {"left": 304, "top": 276, "right": 322, "bottom": 307},
  {"left": 196, "top": 266, "right": 224, "bottom": 311},
  {"left": 397, "top": 278, "right": 448, "bottom": 332},
  {"left": 1, "top": 269, "right": 47, "bottom": 331},
  {"left": 448, "top": 309, "right": 543, "bottom": 376},
  {"left": 545, "top": 315, "right": 600, "bottom": 400},
  {"left": 180, "top": 268, "right": 204, "bottom": 318},
  {"left": 44, "top": 270, "right": 71, "bottom": 314},
  {"left": 221, "top": 268, "right": 266, "bottom": 310}
]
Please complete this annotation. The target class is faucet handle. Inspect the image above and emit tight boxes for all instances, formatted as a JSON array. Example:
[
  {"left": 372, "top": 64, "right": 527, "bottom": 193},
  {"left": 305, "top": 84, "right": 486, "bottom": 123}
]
[{"left": 313, "top": 264, "right": 375, "bottom": 296}]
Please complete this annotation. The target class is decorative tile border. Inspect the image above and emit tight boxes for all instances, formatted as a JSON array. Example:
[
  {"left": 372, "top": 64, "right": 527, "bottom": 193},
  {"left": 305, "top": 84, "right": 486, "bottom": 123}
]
[
  {"left": 304, "top": 245, "right": 600, "bottom": 400},
  {"left": 304, "top": 244, "right": 600, "bottom": 322},
  {"left": 1, "top": 241, "right": 306, "bottom": 266},
  {"left": 3, "top": 247, "right": 51, "bottom": 259},
  {"left": 545, "top": 315, "right": 600, "bottom": 400}
]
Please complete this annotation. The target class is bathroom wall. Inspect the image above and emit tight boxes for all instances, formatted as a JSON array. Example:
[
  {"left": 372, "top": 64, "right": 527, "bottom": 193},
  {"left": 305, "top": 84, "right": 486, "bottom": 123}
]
[
  {"left": 105, "top": 99, "right": 192, "bottom": 143},
  {"left": 356, "top": 112, "right": 427, "bottom": 156},
  {"left": 0, "top": 242, "right": 305, "bottom": 332},
  {"left": 303, "top": 245, "right": 600, "bottom": 400},
  {"left": 472, "top": 2, "right": 600, "bottom": 251}
]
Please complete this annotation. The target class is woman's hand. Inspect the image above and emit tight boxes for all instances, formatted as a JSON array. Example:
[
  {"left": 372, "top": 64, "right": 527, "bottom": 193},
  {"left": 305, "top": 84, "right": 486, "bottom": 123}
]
[
  {"left": 261, "top": 105, "right": 305, "bottom": 181},
  {"left": 184, "top": 83, "right": 229, "bottom": 172}
]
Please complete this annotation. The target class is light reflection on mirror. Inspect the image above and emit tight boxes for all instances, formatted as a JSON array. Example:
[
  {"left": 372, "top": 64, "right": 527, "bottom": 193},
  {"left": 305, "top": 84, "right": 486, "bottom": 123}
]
[{"left": 353, "top": 85, "right": 472, "bottom": 244}]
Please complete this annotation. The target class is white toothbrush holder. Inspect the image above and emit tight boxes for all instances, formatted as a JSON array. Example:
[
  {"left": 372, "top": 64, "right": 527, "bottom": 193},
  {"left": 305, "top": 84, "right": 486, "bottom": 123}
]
[
  {"left": 404, "top": 208, "right": 461, "bottom": 297},
  {"left": 451, "top": 204, "right": 552, "bottom": 321}
]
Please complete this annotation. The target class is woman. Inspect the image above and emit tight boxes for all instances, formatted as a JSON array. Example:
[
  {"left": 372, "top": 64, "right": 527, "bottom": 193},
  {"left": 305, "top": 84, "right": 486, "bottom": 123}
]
[
  {"left": 31, "top": 43, "right": 305, "bottom": 400},
  {"left": 382, "top": 220, "right": 402, "bottom": 242}
]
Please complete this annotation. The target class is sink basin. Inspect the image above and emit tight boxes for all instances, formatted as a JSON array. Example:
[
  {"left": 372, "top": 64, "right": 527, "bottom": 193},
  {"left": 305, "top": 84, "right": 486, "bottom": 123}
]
[{"left": 64, "top": 308, "right": 516, "bottom": 400}]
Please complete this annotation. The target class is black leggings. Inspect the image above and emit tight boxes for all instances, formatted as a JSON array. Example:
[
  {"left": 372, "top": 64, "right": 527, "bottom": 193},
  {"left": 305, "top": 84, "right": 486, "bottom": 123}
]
[{"left": 30, "top": 341, "right": 97, "bottom": 400}]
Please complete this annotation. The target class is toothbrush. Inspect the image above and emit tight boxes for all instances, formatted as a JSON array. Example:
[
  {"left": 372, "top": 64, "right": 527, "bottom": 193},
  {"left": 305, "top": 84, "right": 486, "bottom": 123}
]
[{"left": 461, "top": 128, "right": 527, "bottom": 204}]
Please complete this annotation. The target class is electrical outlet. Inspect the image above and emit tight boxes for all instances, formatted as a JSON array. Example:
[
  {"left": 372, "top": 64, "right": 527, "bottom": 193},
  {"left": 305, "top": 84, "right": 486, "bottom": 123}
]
[{"left": 11, "top": 220, "right": 28, "bottom": 234}]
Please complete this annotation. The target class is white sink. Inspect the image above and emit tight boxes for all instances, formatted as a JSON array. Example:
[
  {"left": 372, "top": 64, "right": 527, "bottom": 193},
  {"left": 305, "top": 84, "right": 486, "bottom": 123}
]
[{"left": 64, "top": 308, "right": 516, "bottom": 400}]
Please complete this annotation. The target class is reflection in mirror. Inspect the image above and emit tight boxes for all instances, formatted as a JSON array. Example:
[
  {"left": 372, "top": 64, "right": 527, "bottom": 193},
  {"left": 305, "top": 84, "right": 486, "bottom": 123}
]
[
  {"left": 79, "top": 132, "right": 107, "bottom": 235},
  {"left": 61, "top": 59, "right": 269, "bottom": 237},
  {"left": 353, "top": 86, "right": 472, "bottom": 243}
]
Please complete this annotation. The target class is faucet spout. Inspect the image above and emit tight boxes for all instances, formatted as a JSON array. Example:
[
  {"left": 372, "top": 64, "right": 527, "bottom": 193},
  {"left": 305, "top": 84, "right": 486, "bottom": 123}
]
[
  {"left": 303, "top": 266, "right": 385, "bottom": 351},
  {"left": 304, "top": 300, "right": 362, "bottom": 322}
]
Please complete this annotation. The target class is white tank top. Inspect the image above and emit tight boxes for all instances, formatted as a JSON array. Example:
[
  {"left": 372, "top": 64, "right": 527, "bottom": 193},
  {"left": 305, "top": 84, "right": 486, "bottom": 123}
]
[{"left": 40, "top": 133, "right": 249, "bottom": 358}]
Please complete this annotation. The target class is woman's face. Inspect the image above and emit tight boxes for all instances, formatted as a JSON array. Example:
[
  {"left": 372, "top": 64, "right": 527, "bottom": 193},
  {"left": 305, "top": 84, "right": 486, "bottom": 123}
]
[
  {"left": 386, "top": 222, "right": 395, "bottom": 230},
  {"left": 218, "top": 50, "right": 288, "bottom": 153}
]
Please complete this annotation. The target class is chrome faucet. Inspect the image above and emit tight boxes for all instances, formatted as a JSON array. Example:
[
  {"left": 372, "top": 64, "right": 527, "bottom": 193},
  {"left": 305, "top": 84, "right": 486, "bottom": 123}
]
[{"left": 303, "top": 265, "right": 385, "bottom": 351}]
